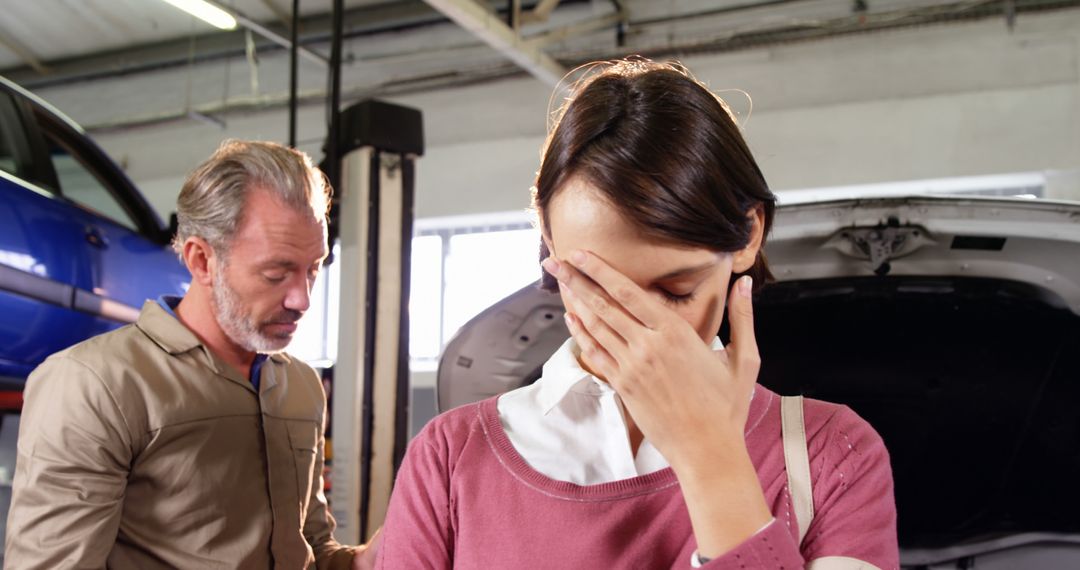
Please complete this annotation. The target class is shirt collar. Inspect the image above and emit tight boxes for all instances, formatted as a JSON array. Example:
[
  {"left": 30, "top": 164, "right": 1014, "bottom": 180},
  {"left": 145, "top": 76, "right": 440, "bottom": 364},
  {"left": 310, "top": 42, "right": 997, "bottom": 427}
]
[
  {"left": 536, "top": 338, "right": 595, "bottom": 414},
  {"left": 156, "top": 294, "right": 181, "bottom": 319},
  {"left": 136, "top": 298, "right": 289, "bottom": 365},
  {"left": 536, "top": 336, "right": 725, "bottom": 415},
  {"left": 137, "top": 299, "right": 201, "bottom": 355}
]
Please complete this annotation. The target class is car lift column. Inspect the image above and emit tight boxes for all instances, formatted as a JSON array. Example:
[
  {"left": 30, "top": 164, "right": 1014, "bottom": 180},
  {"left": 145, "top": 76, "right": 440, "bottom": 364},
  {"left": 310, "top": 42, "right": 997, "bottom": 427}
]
[{"left": 331, "top": 100, "right": 423, "bottom": 544}]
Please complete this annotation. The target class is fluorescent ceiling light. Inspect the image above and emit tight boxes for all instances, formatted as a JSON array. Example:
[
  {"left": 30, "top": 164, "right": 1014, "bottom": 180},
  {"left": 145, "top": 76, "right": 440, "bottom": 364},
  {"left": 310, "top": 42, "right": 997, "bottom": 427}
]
[{"left": 161, "top": 0, "right": 238, "bottom": 30}]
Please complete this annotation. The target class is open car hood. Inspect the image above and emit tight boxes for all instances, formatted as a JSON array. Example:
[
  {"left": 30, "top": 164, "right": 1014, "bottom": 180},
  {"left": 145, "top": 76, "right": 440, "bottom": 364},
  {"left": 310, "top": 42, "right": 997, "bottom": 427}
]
[
  {"left": 436, "top": 195, "right": 1080, "bottom": 566},
  {"left": 767, "top": 195, "right": 1080, "bottom": 315}
]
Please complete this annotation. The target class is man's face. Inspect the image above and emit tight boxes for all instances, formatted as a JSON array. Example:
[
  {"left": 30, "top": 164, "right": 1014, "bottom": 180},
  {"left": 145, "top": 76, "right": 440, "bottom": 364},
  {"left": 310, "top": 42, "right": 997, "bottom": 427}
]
[{"left": 211, "top": 187, "right": 328, "bottom": 353}]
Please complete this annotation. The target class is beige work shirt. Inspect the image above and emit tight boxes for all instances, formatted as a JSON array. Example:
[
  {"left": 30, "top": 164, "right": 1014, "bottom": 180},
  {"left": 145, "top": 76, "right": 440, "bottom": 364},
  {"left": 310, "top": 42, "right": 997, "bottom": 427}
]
[{"left": 5, "top": 301, "right": 356, "bottom": 569}]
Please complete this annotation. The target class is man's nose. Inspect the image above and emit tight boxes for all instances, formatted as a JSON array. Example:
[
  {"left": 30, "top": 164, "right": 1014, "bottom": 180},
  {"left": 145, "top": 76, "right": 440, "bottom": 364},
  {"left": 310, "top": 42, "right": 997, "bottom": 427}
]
[{"left": 283, "top": 275, "right": 312, "bottom": 314}]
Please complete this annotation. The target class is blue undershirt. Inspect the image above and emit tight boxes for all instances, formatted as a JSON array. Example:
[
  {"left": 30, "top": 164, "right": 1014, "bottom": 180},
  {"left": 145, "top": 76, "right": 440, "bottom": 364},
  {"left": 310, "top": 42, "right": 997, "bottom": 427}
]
[{"left": 156, "top": 295, "right": 268, "bottom": 391}]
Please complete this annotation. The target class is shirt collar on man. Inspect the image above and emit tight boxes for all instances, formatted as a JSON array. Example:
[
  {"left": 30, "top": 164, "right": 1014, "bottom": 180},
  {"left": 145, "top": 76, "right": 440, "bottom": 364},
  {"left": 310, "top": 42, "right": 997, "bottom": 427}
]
[
  {"left": 139, "top": 298, "right": 201, "bottom": 356},
  {"left": 535, "top": 336, "right": 725, "bottom": 415},
  {"left": 150, "top": 294, "right": 287, "bottom": 359},
  {"left": 156, "top": 294, "right": 182, "bottom": 319},
  {"left": 140, "top": 296, "right": 287, "bottom": 387}
]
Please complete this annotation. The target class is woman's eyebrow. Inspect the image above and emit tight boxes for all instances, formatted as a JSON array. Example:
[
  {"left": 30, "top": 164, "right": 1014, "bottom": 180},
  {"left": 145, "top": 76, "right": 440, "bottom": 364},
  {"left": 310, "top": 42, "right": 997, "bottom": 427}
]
[{"left": 653, "top": 260, "right": 718, "bottom": 281}]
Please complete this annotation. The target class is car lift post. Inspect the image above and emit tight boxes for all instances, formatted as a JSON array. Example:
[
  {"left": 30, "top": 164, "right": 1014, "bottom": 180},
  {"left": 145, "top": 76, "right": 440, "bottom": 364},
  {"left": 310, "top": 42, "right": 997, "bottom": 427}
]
[{"left": 329, "top": 100, "right": 423, "bottom": 544}]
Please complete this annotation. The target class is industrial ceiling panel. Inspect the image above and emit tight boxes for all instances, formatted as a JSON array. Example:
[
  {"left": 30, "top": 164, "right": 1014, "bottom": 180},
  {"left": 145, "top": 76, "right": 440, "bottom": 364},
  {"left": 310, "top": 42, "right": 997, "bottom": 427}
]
[{"left": 0, "top": 0, "right": 383, "bottom": 69}]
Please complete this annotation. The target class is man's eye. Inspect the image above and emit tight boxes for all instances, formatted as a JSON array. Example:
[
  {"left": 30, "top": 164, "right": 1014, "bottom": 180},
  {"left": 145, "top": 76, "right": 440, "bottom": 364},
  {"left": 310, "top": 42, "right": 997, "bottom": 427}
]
[{"left": 264, "top": 274, "right": 287, "bottom": 284}]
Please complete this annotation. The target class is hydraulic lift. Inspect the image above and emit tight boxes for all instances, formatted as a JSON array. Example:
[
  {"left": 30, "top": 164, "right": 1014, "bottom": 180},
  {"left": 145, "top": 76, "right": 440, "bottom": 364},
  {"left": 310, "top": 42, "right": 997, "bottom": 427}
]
[{"left": 325, "top": 100, "right": 422, "bottom": 543}]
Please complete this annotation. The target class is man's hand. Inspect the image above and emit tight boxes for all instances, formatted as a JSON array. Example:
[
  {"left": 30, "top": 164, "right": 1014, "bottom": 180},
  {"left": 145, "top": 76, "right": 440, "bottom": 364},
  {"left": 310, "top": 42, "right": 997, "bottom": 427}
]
[{"left": 351, "top": 528, "right": 382, "bottom": 570}]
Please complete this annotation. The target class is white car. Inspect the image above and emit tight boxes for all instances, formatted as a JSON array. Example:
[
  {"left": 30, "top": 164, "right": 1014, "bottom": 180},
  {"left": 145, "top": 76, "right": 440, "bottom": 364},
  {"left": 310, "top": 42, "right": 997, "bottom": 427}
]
[{"left": 437, "top": 195, "right": 1080, "bottom": 568}]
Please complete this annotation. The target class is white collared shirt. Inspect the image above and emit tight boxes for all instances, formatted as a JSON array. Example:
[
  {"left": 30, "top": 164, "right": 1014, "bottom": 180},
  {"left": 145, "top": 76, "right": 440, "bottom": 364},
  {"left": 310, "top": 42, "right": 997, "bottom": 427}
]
[
  {"left": 497, "top": 336, "right": 762, "bottom": 567},
  {"left": 497, "top": 336, "right": 725, "bottom": 485}
]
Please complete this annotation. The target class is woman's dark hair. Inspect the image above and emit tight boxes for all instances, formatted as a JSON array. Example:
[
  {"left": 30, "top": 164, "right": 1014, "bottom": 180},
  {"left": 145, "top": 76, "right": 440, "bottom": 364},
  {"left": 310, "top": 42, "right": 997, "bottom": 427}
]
[{"left": 534, "top": 59, "right": 776, "bottom": 292}]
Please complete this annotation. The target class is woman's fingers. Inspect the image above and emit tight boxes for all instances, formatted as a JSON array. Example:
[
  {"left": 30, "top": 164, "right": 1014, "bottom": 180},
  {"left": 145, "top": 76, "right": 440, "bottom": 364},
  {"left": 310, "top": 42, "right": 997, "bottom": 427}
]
[
  {"left": 726, "top": 276, "right": 761, "bottom": 382},
  {"left": 543, "top": 256, "right": 646, "bottom": 344},
  {"left": 561, "top": 250, "right": 665, "bottom": 330},
  {"left": 562, "top": 285, "right": 630, "bottom": 360},
  {"left": 564, "top": 311, "right": 619, "bottom": 378}
]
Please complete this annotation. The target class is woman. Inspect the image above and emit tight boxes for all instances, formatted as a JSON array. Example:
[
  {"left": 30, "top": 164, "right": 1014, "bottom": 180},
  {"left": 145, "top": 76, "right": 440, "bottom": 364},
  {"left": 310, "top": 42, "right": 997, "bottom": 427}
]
[{"left": 376, "top": 59, "right": 898, "bottom": 569}]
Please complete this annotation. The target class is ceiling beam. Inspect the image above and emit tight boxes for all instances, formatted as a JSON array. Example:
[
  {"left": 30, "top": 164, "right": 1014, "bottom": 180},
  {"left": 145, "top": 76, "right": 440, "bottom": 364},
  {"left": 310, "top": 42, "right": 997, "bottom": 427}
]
[
  {"left": 260, "top": 0, "right": 294, "bottom": 28},
  {"left": 423, "top": 0, "right": 566, "bottom": 86},
  {"left": 519, "top": 0, "right": 562, "bottom": 25},
  {"left": 0, "top": 21, "right": 50, "bottom": 75}
]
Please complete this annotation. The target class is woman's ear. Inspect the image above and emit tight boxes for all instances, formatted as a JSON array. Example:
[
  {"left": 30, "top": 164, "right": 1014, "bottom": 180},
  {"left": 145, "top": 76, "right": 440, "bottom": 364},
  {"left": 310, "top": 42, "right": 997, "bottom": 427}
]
[
  {"left": 539, "top": 234, "right": 561, "bottom": 292},
  {"left": 181, "top": 237, "right": 219, "bottom": 287},
  {"left": 732, "top": 205, "right": 766, "bottom": 273},
  {"left": 535, "top": 209, "right": 551, "bottom": 253},
  {"left": 536, "top": 211, "right": 561, "bottom": 292}
]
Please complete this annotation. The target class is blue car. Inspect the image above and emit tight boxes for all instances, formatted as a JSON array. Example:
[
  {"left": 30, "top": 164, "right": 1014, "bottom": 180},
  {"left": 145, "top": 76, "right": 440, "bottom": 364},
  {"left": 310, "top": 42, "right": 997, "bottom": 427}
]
[{"left": 0, "top": 76, "right": 190, "bottom": 400}]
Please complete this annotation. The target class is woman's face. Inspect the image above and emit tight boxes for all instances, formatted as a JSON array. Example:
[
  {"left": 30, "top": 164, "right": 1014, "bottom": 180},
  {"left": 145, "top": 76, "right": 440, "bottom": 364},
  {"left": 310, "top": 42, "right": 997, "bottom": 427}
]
[{"left": 544, "top": 178, "right": 764, "bottom": 349}]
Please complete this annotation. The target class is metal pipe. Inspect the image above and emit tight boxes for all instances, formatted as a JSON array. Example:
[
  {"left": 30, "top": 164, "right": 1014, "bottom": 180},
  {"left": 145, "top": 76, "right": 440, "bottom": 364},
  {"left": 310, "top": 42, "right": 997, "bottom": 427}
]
[
  {"left": 324, "top": 0, "right": 344, "bottom": 196},
  {"left": 204, "top": 0, "right": 328, "bottom": 67},
  {"left": 289, "top": 0, "right": 300, "bottom": 147},
  {"left": 328, "top": 0, "right": 343, "bottom": 183},
  {"left": 630, "top": 0, "right": 810, "bottom": 27}
]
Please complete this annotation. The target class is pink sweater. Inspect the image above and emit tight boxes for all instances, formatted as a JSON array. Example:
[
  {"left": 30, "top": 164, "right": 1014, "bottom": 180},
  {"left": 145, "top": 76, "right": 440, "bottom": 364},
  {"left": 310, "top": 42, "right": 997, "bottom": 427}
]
[{"left": 376, "top": 386, "right": 898, "bottom": 569}]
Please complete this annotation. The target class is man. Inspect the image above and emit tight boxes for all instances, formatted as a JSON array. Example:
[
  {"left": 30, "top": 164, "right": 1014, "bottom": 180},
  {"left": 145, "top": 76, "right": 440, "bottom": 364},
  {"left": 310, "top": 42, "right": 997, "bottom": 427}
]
[{"left": 6, "top": 140, "right": 377, "bottom": 569}]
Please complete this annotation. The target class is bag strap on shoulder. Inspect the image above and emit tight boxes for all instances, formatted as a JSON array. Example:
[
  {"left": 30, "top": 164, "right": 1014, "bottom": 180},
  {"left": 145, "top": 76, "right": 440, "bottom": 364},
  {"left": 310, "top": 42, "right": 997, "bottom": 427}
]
[{"left": 781, "top": 395, "right": 814, "bottom": 545}]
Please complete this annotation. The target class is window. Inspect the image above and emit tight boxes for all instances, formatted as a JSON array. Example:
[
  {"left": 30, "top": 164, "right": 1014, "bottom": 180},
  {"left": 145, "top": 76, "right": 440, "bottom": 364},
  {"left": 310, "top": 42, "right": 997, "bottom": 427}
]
[
  {"left": 0, "top": 92, "right": 30, "bottom": 179},
  {"left": 0, "top": 138, "right": 17, "bottom": 176},
  {"left": 287, "top": 216, "right": 540, "bottom": 373},
  {"left": 43, "top": 132, "right": 139, "bottom": 231},
  {"left": 442, "top": 229, "right": 542, "bottom": 343},
  {"left": 409, "top": 215, "right": 541, "bottom": 370},
  {"left": 409, "top": 235, "right": 444, "bottom": 360}
]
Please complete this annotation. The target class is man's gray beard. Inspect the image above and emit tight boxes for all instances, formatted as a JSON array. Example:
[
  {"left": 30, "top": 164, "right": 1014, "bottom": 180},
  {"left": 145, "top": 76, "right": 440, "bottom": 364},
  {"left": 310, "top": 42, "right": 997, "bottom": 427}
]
[{"left": 211, "top": 268, "right": 290, "bottom": 353}]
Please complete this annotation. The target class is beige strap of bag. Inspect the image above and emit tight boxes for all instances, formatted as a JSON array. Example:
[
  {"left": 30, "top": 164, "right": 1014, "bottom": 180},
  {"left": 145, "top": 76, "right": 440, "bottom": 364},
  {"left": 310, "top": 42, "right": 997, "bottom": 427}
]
[
  {"left": 781, "top": 395, "right": 882, "bottom": 570},
  {"left": 781, "top": 395, "right": 815, "bottom": 544}
]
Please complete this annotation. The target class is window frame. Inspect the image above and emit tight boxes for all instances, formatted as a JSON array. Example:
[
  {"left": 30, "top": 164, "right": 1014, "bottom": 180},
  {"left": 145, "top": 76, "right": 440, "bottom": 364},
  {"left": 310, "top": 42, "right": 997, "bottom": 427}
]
[
  {"left": 409, "top": 214, "right": 537, "bottom": 371},
  {"left": 0, "top": 87, "right": 57, "bottom": 193},
  {"left": 41, "top": 132, "right": 142, "bottom": 233},
  {"left": 12, "top": 87, "right": 170, "bottom": 244}
]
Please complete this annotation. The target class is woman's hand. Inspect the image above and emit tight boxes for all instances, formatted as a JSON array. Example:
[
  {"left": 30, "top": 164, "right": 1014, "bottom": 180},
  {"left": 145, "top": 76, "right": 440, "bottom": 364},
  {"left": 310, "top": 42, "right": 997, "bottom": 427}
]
[
  {"left": 542, "top": 250, "right": 773, "bottom": 558},
  {"left": 541, "top": 250, "right": 759, "bottom": 467}
]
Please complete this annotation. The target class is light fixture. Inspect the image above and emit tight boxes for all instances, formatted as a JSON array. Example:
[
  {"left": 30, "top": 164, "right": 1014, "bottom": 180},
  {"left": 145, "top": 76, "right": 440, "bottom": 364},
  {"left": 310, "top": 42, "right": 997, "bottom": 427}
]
[{"left": 160, "top": 0, "right": 238, "bottom": 30}]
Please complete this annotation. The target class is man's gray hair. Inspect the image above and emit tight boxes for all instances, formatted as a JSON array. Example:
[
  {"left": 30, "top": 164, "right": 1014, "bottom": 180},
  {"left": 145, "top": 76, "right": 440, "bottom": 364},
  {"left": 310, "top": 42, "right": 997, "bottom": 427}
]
[{"left": 172, "top": 139, "right": 331, "bottom": 257}]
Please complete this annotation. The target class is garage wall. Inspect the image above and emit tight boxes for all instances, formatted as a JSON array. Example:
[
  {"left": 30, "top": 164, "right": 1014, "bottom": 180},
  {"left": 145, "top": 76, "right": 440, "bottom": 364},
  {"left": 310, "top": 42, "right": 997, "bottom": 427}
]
[
  {"left": 23, "top": 8, "right": 1080, "bottom": 431},
  {"left": 30, "top": 8, "right": 1077, "bottom": 220}
]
